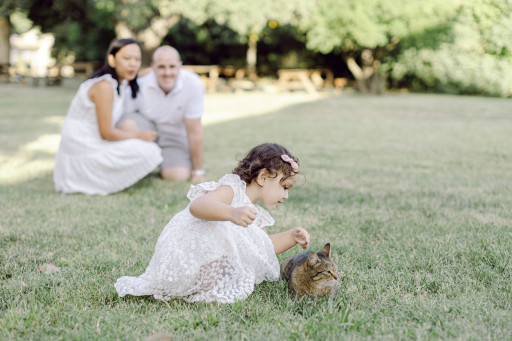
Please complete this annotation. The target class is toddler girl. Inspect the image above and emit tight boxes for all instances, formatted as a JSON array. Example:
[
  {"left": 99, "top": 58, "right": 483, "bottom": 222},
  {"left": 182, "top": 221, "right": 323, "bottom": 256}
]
[{"left": 115, "top": 143, "right": 310, "bottom": 303}]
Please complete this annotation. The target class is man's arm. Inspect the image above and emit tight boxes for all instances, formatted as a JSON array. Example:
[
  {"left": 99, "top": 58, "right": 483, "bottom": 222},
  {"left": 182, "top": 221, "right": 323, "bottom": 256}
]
[{"left": 184, "top": 118, "right": 204, "bottom": 181}]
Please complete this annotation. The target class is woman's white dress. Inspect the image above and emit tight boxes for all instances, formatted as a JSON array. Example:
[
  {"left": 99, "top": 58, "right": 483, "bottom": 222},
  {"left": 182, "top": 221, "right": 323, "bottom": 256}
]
[
  {"left": 115, "top": 174, "right": 280, "bottom": 303},
  {"left": 53, "top": 74, "right": 162, "bottom": 195}
]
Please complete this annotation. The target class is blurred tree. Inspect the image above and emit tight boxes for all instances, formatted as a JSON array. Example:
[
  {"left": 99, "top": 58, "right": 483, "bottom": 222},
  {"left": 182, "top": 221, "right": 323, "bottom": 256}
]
[
  {"left": 258, "top": 23, "right": 351, "bottom": 77},
  {"left": 0, "top": 0, "right": 31, "bottom": 64},
  {"left": 0, "top": 16, "right": 10, "bottom": 65},
  {"left": 103, "top": 0, "right": 181, "bottom": 63},
  {"left": 303, "top": 0, "right": 459, "bottom": 93},
  {"left": 178, "top": 0, "right": 313, "bottom": 79},
  {"left": 390, "top": 0, "right": 512, "bottom": 97},
  {"left": 162, "top": 18, "right": 245, "bottom": 66},
  {"left": 1, "top": 0, "right": 115, "bottom": 63}
]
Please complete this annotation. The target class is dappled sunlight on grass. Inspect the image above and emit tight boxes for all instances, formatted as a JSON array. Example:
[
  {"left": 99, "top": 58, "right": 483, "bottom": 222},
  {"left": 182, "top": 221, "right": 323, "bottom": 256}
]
[
  {"left": 0, "top": 133, "right": 61, "bottom": 185},
  {"left": 23, "top": 133, "right": 61, "bottom": 153},
  {"left": 202, "top": 92, "right": 326, "bottom": 125}
]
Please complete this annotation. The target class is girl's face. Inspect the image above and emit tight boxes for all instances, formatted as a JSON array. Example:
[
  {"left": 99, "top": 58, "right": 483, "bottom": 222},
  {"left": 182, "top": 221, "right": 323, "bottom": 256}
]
[
  {"left": 110, "top": 43, "right": 141, "bottom": 82},
  {"left": 259, "top": 171, "right": 298, "bottom": 210}
]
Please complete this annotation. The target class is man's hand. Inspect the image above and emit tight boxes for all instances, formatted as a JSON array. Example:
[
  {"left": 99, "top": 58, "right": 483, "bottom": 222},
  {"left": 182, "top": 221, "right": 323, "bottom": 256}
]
[
  {"left": 292, "top": 227, "right": 310, "bottom": 249},
  {"left": 230, "top": 206, "right": 257, "bottom": 227}
]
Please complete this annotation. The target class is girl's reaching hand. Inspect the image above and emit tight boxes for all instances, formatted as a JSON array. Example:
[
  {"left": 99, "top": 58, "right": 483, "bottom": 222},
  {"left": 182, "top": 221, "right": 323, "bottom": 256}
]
[
  {"left": 230, "top": 206, "right": 257, "bottom": 227},
  {"left": 293, "top": 227, "right": 310, "bottom": 249}
]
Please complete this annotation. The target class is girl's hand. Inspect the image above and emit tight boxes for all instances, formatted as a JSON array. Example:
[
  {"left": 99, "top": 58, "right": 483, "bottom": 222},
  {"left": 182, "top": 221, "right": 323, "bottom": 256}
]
[
  {"left": 293, "top": 227, "right": 310, "bottom": 249},
  {"left": 137, "top": 130, "right": 158, "bottom": 141},
  {"left": 230, "top": 206, "right": 257, "bottom": 227}
]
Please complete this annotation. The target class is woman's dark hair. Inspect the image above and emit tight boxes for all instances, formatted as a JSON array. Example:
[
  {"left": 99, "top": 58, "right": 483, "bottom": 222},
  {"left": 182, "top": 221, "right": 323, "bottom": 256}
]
[
  {"left": 233, "top": 143, "right": 300, "bottom": 184},
  {"left": 90, "top": 38, "right": 140, "bottom": 98}
]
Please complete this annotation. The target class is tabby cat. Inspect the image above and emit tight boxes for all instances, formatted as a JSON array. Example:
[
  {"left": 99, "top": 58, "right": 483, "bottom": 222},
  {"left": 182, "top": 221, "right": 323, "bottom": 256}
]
[{"left": 280, "top": 243, "right": 338, "bottom": 297}]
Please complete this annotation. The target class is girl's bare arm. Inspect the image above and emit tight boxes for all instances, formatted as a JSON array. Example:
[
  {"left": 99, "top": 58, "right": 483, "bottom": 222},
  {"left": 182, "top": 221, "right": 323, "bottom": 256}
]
[
  {"left": 189, "top": 185, "right": 257, "bottom": 227},
  {"left": 267, "top": 227, "right": 310, "bottom": 255}
]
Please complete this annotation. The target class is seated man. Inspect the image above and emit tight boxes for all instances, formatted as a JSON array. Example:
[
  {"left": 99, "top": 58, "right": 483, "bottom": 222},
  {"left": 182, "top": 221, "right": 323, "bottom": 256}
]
[{"left": 119, "top": 45, "right": 205, "bottom": 182}]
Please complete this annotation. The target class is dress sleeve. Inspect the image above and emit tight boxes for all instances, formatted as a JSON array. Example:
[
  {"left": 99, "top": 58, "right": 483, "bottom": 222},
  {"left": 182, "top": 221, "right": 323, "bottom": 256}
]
[
  {"left": 253, "top": 205, "right": 275, "bottom": 228},
  {"left": 187, "top": 174, "right": 243, "bottom": 204}
]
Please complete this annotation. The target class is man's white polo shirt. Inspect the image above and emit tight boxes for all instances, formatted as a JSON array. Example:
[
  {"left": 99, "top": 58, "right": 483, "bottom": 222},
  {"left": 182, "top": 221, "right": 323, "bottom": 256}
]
[{"left": 126, "top": 68, "right": 204, "bottom": 138}]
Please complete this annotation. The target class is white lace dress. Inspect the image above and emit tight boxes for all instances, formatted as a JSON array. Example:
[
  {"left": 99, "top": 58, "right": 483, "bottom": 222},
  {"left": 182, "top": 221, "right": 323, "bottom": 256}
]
[
  {"left": 115, "top": 174, "right": 280, "bottom": 303},
  {"left": 53, "top": 74, "right": 162, "bottom": 195}
]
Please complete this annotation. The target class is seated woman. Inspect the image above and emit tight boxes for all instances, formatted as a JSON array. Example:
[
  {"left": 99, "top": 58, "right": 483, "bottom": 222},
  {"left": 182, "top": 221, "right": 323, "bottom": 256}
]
[{"left": 53, "top": 38, "right": 162, "bottom": 195}]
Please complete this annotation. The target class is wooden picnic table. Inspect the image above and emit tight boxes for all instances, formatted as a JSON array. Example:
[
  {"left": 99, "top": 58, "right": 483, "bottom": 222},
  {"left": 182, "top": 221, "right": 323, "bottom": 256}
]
[
  {"left": 183, "top": 65, "right": 219, "bottom": 94},
  {"left": 277, "top": 68, "right": 334, "bottom": 95},
  {"left": 72, "top": 62, "right": 102, "bottom": 79},
  {"left": 0, "top": 63, "right": 10, "bottom": 82},
  {"left": 136, "top": 65, "right": 221, "bottom": 93}
]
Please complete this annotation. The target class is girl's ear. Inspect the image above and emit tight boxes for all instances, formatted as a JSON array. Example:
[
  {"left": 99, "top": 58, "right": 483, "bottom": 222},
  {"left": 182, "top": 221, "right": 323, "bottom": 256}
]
[
  {"left": 255, "top": 169, "right": 269, "bottom": 186},
  {"left": 107, "top": 54, "right": 116, "bottom": 68}
]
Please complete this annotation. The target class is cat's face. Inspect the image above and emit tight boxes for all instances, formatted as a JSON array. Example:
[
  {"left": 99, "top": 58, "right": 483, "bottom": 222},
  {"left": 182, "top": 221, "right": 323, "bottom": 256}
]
[
  {"left": 305, "top": 244, "right": 338, "bottom": 292},
  {"left": 281, "top": 243, "right": 340, "bottom": 297}
]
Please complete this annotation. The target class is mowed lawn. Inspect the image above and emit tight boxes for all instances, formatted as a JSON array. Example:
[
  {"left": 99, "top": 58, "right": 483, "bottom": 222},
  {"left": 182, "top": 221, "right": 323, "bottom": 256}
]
[{"left": 0, "top": 81, "right": 511, "bottom": 340}]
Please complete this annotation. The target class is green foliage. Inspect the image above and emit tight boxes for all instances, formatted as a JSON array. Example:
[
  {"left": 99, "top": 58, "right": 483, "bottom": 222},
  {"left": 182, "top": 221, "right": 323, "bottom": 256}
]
[
  {"left": 257, "top": 24, "right": 351, "bottom": 76},
  {"left": 9, "top": 10, "right": 33, "bottom": 34},
  {"left": 2, "top": 2, "right": 117, "bottom": 75},
  {"left": 51, "top": 3, "right": 115, "bottom": 61},
  {"left": 178, "top": 0, "right": 312, "bottom": 37},
  {"left": 5, "top": 0, "right": 512, "bottom": 96},
  {"left": 162, "top": 19, "right": 350, "bottom": 76},
  {"left": 162, "top": 18, "right": 246, "bottom": 66},
  {"left": 110, "top": 0, "right": 161, "bottom": 35},
  {"left": 6, "top": 0, "right": 115, "bottom": 62},
  {"left": 389, "top": 0, "right": 512, "bottom": 97},
  {"left": 0, "top": 0, "right": 32, "bottom": 17},
  {"left": 305, "top": 0, "right": 459, "bottom": 54}
]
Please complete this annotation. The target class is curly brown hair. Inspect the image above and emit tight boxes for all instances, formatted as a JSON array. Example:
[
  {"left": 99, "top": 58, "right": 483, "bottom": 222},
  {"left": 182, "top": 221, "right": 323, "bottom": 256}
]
[{"left": 233, "top": 143, "right": 299, "bottom": 184}]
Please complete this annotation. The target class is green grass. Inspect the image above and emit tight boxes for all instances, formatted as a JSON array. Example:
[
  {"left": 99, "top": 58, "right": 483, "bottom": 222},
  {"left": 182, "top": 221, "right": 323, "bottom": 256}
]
[{"left": 1, "top": 82, "right": 511, "bottom": 340}]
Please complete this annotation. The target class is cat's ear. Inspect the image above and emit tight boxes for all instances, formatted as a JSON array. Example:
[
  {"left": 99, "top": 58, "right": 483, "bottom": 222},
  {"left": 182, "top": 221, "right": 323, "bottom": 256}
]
[
  {"left": 306, "top": 252, "right": 320, "bottom": 267},
  {"left": 318, "top": 243, "right": 331, "bottom": 257}
]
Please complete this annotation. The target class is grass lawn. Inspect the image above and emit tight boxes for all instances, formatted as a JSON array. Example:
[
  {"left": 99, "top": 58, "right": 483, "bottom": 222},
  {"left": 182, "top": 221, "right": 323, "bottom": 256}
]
[{"left": 0, "top": 81, "right": 511, "bottom": 340}]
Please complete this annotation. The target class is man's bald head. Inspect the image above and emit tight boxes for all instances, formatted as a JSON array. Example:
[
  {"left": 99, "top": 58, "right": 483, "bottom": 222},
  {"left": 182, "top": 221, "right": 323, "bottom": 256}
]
[
  {"left": 152, "top": 45, "right": 181, "bottom": 63},
  {"left": 152, "top": 45, "right": 182, "bottom": 94}
]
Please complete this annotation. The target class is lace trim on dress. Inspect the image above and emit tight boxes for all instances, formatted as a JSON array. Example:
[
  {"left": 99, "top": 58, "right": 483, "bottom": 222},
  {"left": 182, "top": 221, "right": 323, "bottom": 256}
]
[{"left": 253, "top": 205, "right": 275, "bottom": 228}]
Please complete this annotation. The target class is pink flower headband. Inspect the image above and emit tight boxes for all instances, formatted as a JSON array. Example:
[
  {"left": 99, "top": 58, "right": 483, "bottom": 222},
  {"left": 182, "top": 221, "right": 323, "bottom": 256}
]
[{"left": 281, "top": 154, "right": 298, "bottom": 172}]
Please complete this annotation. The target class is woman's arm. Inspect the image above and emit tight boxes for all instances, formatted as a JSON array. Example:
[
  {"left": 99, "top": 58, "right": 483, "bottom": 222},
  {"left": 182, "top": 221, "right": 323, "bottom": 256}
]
[
  {"left": 267, "top": 227, "right": 310, "bottom": 255},
  {"left": 189, "top": 185, "right": 257, "bottom": 227},
  {"left": 89, "top": 80, "right": 157, "bottom": 141}
]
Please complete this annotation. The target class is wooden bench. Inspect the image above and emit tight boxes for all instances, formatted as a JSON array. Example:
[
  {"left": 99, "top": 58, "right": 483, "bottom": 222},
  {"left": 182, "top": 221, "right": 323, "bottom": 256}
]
[
  {"left": 72, "top": 62, "right": 102, "bottom": 79},
  {"left": 334, "top": 78, "right": 348, "bottom": 94},
  {"left": 45, "top": 64, "right": 63, "bottom": 86},
  {"left": 220, "top": 66, "right": 255, "bottom": 92},
  {"left": 183, "top": 65, "right": 219, "bottom": 94},
  {"left": 137, "top": 65, "right": 221, "bottom": 94},
  {"left": 277, "top": 68, "right": 334, "bottom": 95},
  {"left": 0, "top": 63, "right": 10, "bottom": 82}
]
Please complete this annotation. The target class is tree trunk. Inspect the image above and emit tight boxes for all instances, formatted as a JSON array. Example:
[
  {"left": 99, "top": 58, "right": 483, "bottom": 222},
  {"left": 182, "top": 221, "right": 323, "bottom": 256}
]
[
  {"left": 115, "top": 15, "right": 180, "bottom": 66},
  {"left": 246, "top": 35, "right": 258, "bottom": 81},
  {"left": 345, "top": 49, "right": 385, "bottom": 94},
  {"left": 0, "top": 16, "right": 10, "bottom": 65}
]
